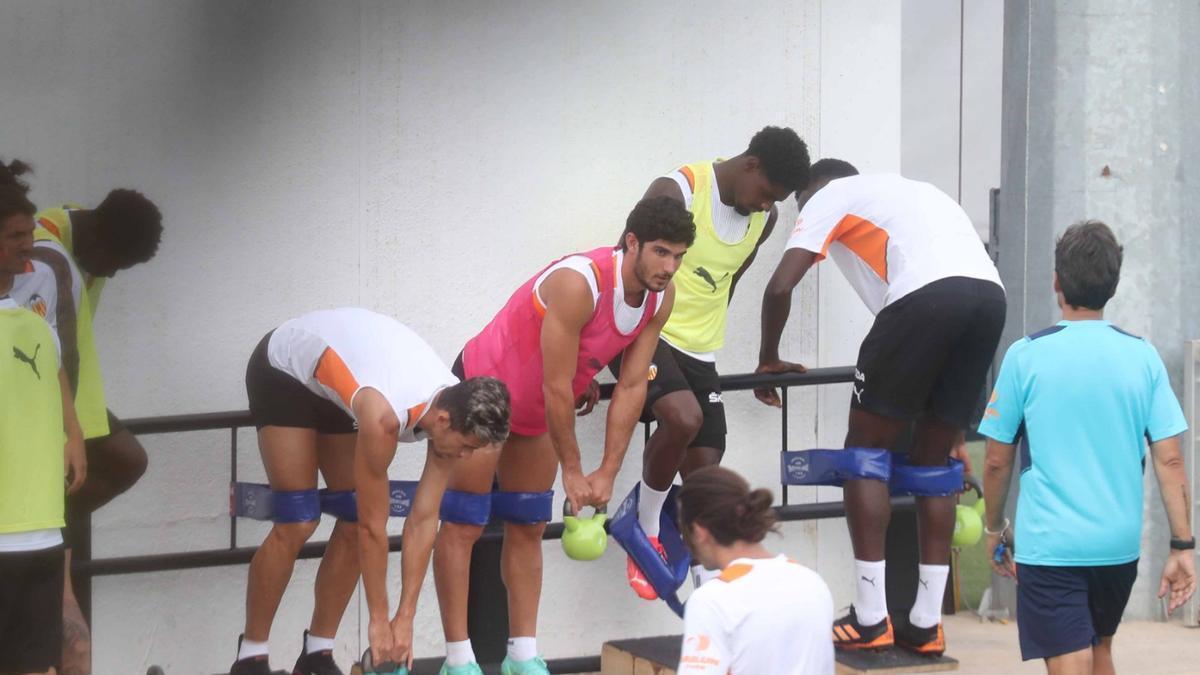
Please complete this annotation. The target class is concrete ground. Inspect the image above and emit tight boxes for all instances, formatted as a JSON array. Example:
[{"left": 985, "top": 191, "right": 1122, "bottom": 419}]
[{"left": 937, "top": 614, "right": 1198, "bottom": 675}]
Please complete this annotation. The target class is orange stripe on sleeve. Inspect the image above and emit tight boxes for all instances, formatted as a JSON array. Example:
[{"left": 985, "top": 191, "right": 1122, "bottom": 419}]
[
  {"left": 819, "top": 215, "right": 889, "bottom": 282},
  {"left": 22, "top": 260, "right": 33, "bottom": 273},
  {"left": 37, "top": 217, "right": 62, "bottom": 240},
  {"left": 532, "top": 290, "right": 547, "bottom": 317},
  {"left": 405, "top": 403, "right": 427, "bottom": 431},
  {"left": 679, "top": 165, "right": 696, "bottom": 193},
  {"left": 314, "top": 347, "right": 360, "bottom": 408},
  {"left": 717, "top": 563, "right": 753, "bottom": 583}
]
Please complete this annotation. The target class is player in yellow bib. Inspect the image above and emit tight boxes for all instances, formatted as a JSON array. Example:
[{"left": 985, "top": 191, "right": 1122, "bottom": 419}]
[
  {"left": 29, "top": 186, "right": 162, "bottom": 671},
  {"left": 0, "top": 158, "right": 87, "bottom": 675},
  {"left": 610, "top": 127, "right": 810, "bottom": 597}
]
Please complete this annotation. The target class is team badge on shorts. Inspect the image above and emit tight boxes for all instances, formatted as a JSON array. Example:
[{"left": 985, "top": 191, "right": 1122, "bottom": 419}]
[{"left": 648, "top": 363, "right": 658, "bottom": 381}]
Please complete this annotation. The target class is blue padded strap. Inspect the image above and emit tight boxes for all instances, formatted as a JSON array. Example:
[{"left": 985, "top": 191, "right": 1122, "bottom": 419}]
[
  {"left": 889, "top": 456, "right": 964, "bottom": 496},
  {"left": 319, "top": 489, "right": 358, "bottom": 522},
  {"left": 388, "top": 480, "right": 419, "bottom": 518},
  {"left": 780, "top": 448, "right": 891, "bottom": 486},
  {"left": 231, "top": 482, "right": 275, "bottom": 520},
  {"left": 439, "top": 489, "right": 492, "bottom": 525},
  {"left": 490, "top": 490, "right": 554, "bottom": 524},
  {"left": 609, "top": 483, "right": 691, "bottom": 617},
  {"left": 271, "top": 488, "right": 321, "bottom": 522}
]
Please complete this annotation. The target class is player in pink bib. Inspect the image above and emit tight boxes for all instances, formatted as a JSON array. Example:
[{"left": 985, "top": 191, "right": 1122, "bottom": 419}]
[{"left": 433, "top": 197, "right": 695, "bottom": 674}]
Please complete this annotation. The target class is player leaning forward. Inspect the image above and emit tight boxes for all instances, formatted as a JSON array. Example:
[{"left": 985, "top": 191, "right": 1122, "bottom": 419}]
[
  {"left": 230, "top": 308, "right": 511, "bottom": 675},
  {"left": 757, "top": 160, "right": 1005, "bottom": 655},
  {"left": 432, "top": 196, "right": 695, "bottom": 675}
]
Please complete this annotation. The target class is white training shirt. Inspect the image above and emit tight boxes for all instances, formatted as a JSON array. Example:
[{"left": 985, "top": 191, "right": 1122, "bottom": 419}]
[
  {"left": 267, "top": 308, "right": 458, "bottom": 441},
  {"left": 9, "top": 260, "right": 61, "bottom": 335},
  {"left": 786, "top": 173, "right": 1001, "bottom": 315},
  {"left": 678, "top": 555, "right": 835, "bottom": 675}
]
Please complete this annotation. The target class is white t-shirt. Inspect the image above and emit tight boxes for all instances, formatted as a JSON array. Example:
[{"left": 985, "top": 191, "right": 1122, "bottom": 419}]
[
  {"left": 267, "top": 308, "right": 458, "bottom": 441},
  {"left": 678, "top": 555, "right": 834, "bottom": 675},
  {"left": 786, "top": 173, "right": 1002, "bottom": 315},
  {"left": 9, "top": 260, "right": 62, "bottom": 334}
]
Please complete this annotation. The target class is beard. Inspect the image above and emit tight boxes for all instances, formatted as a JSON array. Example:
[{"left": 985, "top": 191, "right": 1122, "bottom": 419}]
[{"left": 634, "top": 248, "right": 670, "bottom": 292}]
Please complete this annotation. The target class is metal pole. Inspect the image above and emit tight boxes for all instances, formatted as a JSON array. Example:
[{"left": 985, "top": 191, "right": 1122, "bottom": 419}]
[
  {"left": 230, "top": 426, "right": 238, "bottom": 550},
  {"left": 781, "top": 387, "right": 789, "bottom": 506}
]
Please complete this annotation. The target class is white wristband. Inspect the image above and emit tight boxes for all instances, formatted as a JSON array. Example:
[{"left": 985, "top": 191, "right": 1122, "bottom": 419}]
[{"left": 984, "top": 518, "right": 1010, "bottom": 536}]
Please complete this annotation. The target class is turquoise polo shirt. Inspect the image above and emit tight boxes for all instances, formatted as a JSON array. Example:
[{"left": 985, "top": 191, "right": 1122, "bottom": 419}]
[{"left": 978, "top": 320, "right": 1188, "bottom": 566}]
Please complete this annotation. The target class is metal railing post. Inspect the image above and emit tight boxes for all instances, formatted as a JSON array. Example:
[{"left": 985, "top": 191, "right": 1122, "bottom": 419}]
[
  {"left": 781, "top": 386, "right": 789, "bottom": 506},
  {"left": 230, "top": 426, "right": 238, "bottom": 550}
]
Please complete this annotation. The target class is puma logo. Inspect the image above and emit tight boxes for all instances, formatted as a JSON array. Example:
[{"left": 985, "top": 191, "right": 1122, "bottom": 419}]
[
  {"left": 588, "top": 357, "right": 603, "bottom": 370},
  {"left": 693, "top": 266, "right": 728, "bottom": 293},
  {"left": 860, "top": 576, "right": 876, "bottom": 587},
  {"left": 12, "top": 344, "right": 41, "bottom": 379},
  {"left": 852, "top": 385, "right": 864, "bottom": 403},
  {"left": 919, "top": 579, "right": 930, "bottom": 590}
]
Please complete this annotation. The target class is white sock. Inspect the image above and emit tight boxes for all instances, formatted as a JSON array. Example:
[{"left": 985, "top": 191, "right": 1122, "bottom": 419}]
[
  {"left": 446, "top": 639, "right": 476, "bottom": 667},
  {"left": 305, "top": 632, "right": 336, "bottom": 654},
  {"left": 853, "top": 559, "right": 888, "bottom": 626},
  {"left": 910, "top": 563, "right": 950, "bottom": 629},
  {"left": 238, "top": 637, "right": 269, "bottom": 660},
  {"left": 638, "top": 482, "right": 671, "bottom": 538},
  {"left": 507, "top": 636, "right": 538, "bottom": 662},
  {"left": 691, "top": 564, "right": 721, "bottom": 588}
]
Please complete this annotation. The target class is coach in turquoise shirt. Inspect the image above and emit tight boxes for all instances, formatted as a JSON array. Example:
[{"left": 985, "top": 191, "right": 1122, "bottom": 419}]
[{"left": 978, "top": 220, "right": 1195, "bottom": 670}]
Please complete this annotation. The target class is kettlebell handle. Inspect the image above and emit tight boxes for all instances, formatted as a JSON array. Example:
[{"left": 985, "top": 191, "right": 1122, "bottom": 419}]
[
  {"left": 962, "top": 474, "right": 982, "bottom": 499},
  {"left": 563, "top": 501, "right": 608, "bottom": 518}
]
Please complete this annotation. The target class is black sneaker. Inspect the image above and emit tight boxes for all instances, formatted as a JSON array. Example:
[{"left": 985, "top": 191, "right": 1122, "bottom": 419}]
[
  {"left": 230, "top": 635, "right": 274, "bottom": 675},
  {"left": 893, "top": 613, "right": 946, "bottom": 657},
  {"left": 292, "top": 631, "right": 345, "bottom": 675},
  {"left": 832, "top": 607, "right": 894, "bottom": 651}
]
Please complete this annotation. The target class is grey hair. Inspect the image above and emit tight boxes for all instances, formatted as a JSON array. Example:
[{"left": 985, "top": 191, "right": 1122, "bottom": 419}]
[{"left": 440, "top": 376, "right": 511, "bottom": 444}]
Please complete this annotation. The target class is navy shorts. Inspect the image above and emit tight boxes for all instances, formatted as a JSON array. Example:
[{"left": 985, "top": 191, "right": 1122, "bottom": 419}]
[
  {"left": 609, "top": 339, "right": 726, "bottom": 452},
  {"left": 1016, "top": 561, "right": 1138, "bottom": 660}
]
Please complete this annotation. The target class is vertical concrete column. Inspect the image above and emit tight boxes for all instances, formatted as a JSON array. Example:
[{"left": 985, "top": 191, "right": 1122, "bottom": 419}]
[{"left": 998, "top": 0, "right": 1200, "bottom": 619}]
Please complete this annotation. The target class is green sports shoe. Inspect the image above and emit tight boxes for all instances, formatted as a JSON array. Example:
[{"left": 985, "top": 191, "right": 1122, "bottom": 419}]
[
  {"left": 437, "top": 662, "right": 483, "bottom": 675},
  {"left": 500, "top": 655, "right": 549, "bottom": 675}
]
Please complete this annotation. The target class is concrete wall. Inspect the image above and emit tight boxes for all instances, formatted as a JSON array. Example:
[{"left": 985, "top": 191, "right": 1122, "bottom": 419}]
[
  {"left": 998, "top": 0, "right": 1200, "bottom": 621},
  {"left": 1, "top": 0, "right": 1004, "bottom": 670}
]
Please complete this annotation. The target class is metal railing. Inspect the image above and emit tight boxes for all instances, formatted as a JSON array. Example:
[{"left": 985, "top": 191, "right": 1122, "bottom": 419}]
[{"left": 79, "top": 366, "right": 908, "bottom": 673}]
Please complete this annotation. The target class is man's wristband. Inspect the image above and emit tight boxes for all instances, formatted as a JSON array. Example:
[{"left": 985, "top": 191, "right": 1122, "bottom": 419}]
[{"left": 1169, "top": 537, "right": 1196, "bottom": 551}]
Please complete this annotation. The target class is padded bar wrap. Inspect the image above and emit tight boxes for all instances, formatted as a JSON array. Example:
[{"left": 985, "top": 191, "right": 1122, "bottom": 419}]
[
  {"left": 388, "top": 480, "right": 419, "bottom": 518},
  {"left": 889, "top": 455, "right": 964, "bottom": 496},
  {"left": 439, "top": 489, "right": 492, "bottom": 525},
  {"left": 319, "top": 489, "right": 358, "bottom": 522},
  {"left": 231, "top": 482, "right": 275, "bottom": 520},
  {"left": 609, "top": 484, "right": 691, "bottom": 617},
  {"left": 490, "top": 490, "right": 554, "bottom": 524},
  {"left": 780, "top": 447, "right": 891, "bottom": 486},
  {"left": 272, "top": 488, "right": 321, "bottom": 522}
]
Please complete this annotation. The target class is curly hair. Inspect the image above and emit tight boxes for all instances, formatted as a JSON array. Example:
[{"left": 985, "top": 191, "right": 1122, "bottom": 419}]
[
  {"left": 439, "top": 376, "right": 512, "bottom": 445},
  {"left": 806, "top": 158, "right": 858, "bottom": 187},
  {"left": 747, "top": 126, "right": 811, "bottom": 192},
  {"left": 94, "top": 188, "right": 163, "bottom": 266},
  {"left": 0, "top": 158, "right": 36, "bottom": 222},
  {"left": 620, "top": 196, "right": 696, "bottom": 251}
]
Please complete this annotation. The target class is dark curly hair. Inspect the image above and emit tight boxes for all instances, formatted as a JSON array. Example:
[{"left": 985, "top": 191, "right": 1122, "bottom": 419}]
[
  {"left": 678, "top": 466, "right": 778, "bottom": 546},
  {"left": 806, "top": 158, "right": 858, "bottom": 187},
  {"left": 0, "top": 158, "right": 36, "bottom": 223},
  {"left": 747, "top": 126, "right": 811, "bottom": 193},
  {"left": 620, "top": 195, "right": 696, "bottom": 251},
  {"left": 94, "top": 188, "right": 163, "bottom": 266}
]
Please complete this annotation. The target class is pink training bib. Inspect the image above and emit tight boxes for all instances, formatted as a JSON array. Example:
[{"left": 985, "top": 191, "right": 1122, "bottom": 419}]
[{"left": 463, "top": 246, "right": 659, "bottom": 436}]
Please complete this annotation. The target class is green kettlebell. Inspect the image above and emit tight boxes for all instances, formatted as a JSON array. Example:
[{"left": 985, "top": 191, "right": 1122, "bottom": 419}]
[
  {"left": 562, "top": 502, "right": 608, "bottom": 561},
  {"left": 953, "top": 504, "right": 983, "bottom": 547}
]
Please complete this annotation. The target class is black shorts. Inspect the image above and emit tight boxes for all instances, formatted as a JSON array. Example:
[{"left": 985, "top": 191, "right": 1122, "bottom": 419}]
[
  {"left": 609, "top": 339, "right": 726, "bottom": 452},
  {"left": 853, "top": 277, "right": 1005, "bottom": 428},
  {"left": 245, "top": 331, "right": 356, "bottom": 434},
  {"left": 0, "top": 545, "right": 65, "bottom": 673},
  {"left": 1016, "top": 561, "right": 1138, "bottom": 660}
]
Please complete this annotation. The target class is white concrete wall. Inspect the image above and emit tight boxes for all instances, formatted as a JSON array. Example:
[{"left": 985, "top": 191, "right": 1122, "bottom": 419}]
[{"left": 1, "top": 1, "right": 908, "bottom": 671}]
